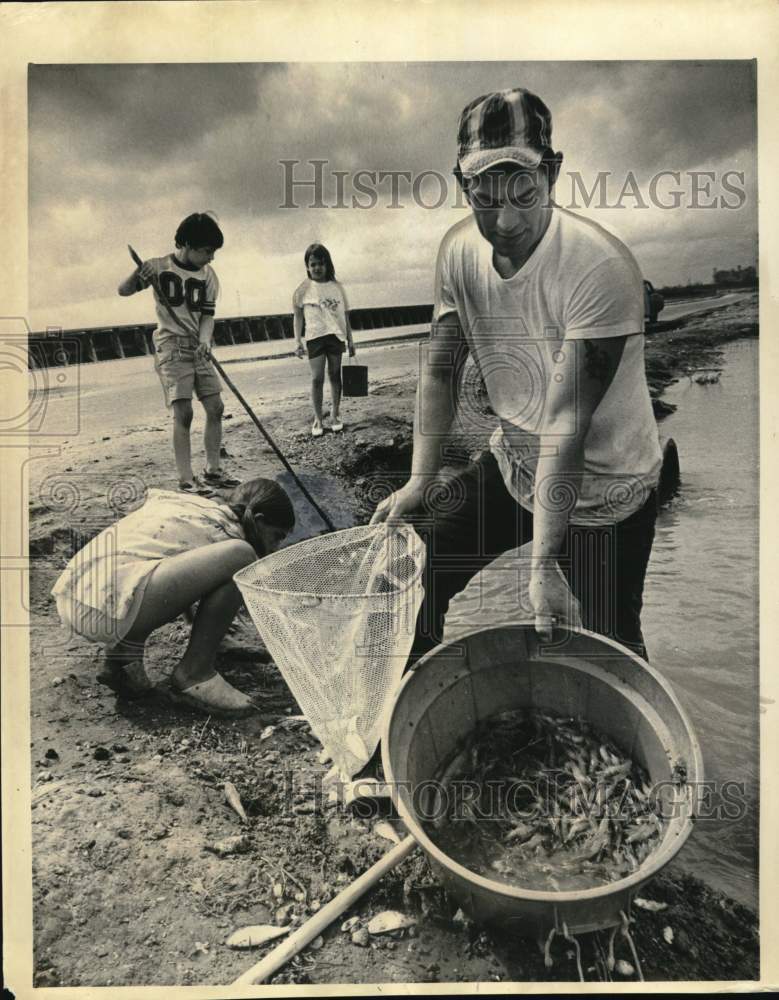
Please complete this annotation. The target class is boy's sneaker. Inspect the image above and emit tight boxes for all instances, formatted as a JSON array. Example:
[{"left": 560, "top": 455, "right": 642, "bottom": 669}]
[
  {"left": 311, "top": 421, "right": 324, "bottom": 438},
  {"left": 179, "top": 477, "right": 216, "bottom": 498},
  {"left": 330, "top": 419, "right": 344, "bottom": 432},
  {"left": 203, "top": 468, "right": 241, "bottom": 488}
]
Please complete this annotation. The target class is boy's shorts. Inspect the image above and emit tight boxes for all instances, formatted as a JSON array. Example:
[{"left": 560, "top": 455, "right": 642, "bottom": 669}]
[
  {"left": 306, "top": 334, "right": 346, "bottom": 361},
  {"left": 153, "top": 342, "right": 222, "bottom": 407}
]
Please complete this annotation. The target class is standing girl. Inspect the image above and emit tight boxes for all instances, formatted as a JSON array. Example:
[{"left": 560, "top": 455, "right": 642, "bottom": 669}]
[{"left": 293, "top": 243, "right": 356, "bottom": 436}]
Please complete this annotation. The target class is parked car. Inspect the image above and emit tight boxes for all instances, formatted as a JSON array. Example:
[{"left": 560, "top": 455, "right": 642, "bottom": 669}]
[{"left": 644, "top": 280, "right": 665, "bottom": 324}]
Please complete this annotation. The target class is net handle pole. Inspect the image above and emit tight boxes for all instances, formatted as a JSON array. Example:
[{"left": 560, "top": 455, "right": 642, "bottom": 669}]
[
  {"left": 127, "top": 244, "right": 336, "bottom": 533},
  {"left": 209, "top": 355, "right": 336, "bottom": 533},
  {"left": 231, "top": 834, "right": 417, "bottom": 985}
]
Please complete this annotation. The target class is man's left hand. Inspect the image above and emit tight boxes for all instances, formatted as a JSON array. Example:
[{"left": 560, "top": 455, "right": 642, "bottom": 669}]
[
  {"left": 528, "top": 564, "right": 582, "bottom": 640},
  {"left": 196, "top": 340, "right": 212, "bottom": 360}
]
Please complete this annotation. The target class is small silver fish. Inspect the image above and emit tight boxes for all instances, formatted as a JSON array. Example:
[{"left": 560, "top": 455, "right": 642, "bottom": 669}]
[
  {"left": 600, "top": 762, "right": 631, "bottom": 779},
  {"left": 566, "top": 816, "right": 591, "bottom": 842},
  {"left": 571, "top": 763, "right": 589, "bottom": 786},
  {"left": 626, "top": 824, "right": 656, "bottom": 844},
  {"left": 505, "top": 822, "right": 536, "bottom": 844},
  {"left": 518, "top": 832, "right": 546, "bottom": 852}
]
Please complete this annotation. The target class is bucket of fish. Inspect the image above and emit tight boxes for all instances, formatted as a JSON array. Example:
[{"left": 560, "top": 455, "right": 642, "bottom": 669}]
[{"left": 381, "top": 625, "right": 703, "bottom": 937}]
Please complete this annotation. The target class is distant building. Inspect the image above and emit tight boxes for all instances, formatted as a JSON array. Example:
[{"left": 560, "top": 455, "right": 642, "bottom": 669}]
[{"left": 712, "top": 265, "right": 758, "bottom": 288}]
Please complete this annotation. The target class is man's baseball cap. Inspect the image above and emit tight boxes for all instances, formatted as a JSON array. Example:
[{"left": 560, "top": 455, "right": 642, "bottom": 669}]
[{"left": 456, "top": 88, "right": 553, "bottom": 178}]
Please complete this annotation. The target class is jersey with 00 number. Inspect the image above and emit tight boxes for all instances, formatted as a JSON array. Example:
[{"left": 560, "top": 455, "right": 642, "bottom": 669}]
[{"left": 140, "top": 254, "right": 220, "bottom": 347}]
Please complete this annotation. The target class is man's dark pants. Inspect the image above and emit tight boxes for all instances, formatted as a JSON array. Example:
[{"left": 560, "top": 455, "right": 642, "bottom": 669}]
[{"left": 406, "top": 452, "right": 657, "bottom": 663}]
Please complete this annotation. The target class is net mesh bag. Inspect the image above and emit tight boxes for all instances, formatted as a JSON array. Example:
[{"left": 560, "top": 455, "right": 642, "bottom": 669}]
[{"left": 234, "top": 523, "right": 426, "bottom": 779}]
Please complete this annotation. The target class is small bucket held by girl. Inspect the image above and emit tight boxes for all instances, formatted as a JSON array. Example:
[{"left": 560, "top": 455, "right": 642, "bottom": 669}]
[{"left": 342, "top": 355, "right": 368, "bottom": 397}]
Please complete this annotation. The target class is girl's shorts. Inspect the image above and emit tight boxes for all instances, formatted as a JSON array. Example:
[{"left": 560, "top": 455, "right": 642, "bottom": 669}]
[
  {"left": 306, "top": 334, "right": 346, "bottom": 361},
  {"left": 55, "top": 580, "right": 149, "bottom": 647}
]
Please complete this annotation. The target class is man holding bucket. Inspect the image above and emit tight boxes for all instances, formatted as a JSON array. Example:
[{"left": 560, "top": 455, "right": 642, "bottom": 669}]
[{"left": 372, "top": 88, "right": 662, "bottom": 660}]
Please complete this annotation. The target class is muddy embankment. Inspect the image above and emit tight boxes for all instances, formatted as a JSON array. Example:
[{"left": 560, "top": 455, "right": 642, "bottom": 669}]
[{"left": 27, "top": 295, "right": 758, "bottom": 988}]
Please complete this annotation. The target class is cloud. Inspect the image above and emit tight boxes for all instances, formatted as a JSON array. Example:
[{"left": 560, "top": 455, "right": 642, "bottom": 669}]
[
  {"left": 29, "top": 64, "right": 269, "bottom": 161},
  {"left": 28, "top": 61, "right": 757, "bottom": 329}
]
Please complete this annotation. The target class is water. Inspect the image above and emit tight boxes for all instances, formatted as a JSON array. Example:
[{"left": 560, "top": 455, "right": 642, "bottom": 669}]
[{"left": 642, "top": 338, "right": 759, "bottom": 909}]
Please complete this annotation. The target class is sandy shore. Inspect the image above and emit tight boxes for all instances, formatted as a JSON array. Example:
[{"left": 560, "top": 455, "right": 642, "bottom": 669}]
[{"left": 27, "top": 294, "right": 758, "bottom": 987}]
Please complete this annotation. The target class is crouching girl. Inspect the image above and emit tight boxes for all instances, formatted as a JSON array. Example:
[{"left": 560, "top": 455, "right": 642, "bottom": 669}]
[{"left": 51, "top": 478, "right": 294, "bottom": 716}]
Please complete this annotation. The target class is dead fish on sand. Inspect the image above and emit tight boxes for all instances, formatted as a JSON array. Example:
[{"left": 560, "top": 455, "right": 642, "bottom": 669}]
[
  {"left": 223, "top": 781, "right": 248, "bottom": 823},
  {"left": 226, "top": 924, "right": 290, "bottom": 949}
]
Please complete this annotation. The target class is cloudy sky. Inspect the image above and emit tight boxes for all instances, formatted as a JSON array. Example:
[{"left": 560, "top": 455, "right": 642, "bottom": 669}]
[{"left": 28, "top": 61, "right": 757, "bottom": 332}]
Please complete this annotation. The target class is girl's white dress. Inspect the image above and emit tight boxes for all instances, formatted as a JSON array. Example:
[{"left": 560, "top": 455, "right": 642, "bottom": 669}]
[{"left": 51, "top": 489, "right": 244, "bottom": 641}]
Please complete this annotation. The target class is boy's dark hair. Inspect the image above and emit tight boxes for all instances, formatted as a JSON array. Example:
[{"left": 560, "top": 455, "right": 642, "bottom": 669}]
[
  {"left": 304, "top": 243, "right": 336, "bottom": 281},
  {"left": 175, "top": 213, "right": 224, "bottom": 250},
  {"left": 227, "top": 477, "right": 295, "bottom": 557}
]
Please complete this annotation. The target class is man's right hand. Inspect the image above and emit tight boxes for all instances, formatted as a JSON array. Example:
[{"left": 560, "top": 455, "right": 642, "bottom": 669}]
[
  {"left": 370, "top": 482, "right": 425, "bottom": 525},
  {"left": 294, "top": 343, "right": 305, "bottom": 359}
]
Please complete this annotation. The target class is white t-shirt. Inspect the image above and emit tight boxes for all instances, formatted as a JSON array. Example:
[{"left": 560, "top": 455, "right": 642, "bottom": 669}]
[
  {"left": 293, "top": 279, "right": 349, "bottom": 342},
  {"left": 139, "top": 254, "right": 220, "bottom": 350},
  {"left": 434, "top": 206, "right": 662, "bottom": 524},
  {"left": 51, "top": 490, "right": 244, "bottom": 622}
]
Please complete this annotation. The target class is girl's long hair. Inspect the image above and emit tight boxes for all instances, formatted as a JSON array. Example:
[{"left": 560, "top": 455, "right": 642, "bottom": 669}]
[
  {"left": 227, "top": 478, "right": 295, "bottom": 556},
  {"left": 304, "top": 243, "right": 336, "bottom": 281}
]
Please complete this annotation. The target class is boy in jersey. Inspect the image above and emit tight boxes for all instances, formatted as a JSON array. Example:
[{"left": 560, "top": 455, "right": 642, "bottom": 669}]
[
  {"left": 118, "top": 212, "right": 239, "bottom": 495},
  {"left": 372, "top": 89, "right": 662, "bottom": 660}
]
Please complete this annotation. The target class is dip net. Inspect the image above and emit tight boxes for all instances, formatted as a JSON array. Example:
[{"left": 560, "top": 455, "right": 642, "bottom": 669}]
[{"left": 234, "top": 524, "right": 426, "bottom": 779}]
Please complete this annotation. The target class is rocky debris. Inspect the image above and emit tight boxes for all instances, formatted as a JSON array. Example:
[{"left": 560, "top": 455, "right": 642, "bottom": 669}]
[
  {"left": 374, "top": 821, "right": 401, "bottom": 845},
  {"left": 674, "top": 927, "right": 697, "bottom": 957},
  {"left": 351, "top": 928, "right": 370, "bottom": 948},
  {"left": 452, "top": 908, "right": 471, "bottom": 930},
  {"left": 35, "top": 968, "right": 60, "bottom": 988}
]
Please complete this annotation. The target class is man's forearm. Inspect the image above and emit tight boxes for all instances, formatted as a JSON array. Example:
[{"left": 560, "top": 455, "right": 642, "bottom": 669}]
[
  {"left": 532, "top": 437, "right": 585, "bottom": 560},
  {"left": 408, "top": 316, "right": 466, "bottom": 485},
  {"left": 409, "top": 364, "right": 457, "bottom": 483}
]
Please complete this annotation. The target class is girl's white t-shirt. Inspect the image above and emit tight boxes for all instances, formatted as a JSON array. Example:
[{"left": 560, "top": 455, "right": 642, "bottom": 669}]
[
  {"left": 293, "top": 279, "right": 348, "bottom": 342},
  {"left": 51, "top": 490, "right": 244, "bottom": 621},
  {"left": 434, "top": 206, "right": 662, "bottom": 525}
]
